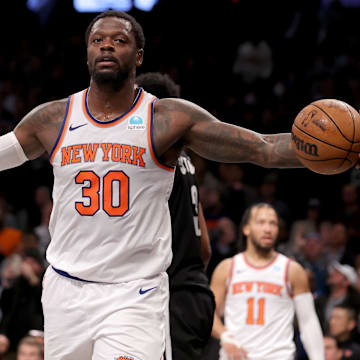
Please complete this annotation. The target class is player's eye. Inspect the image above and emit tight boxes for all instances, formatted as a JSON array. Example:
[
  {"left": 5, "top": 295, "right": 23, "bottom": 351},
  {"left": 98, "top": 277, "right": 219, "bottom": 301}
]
[
  {"left": 114, "top": 38, "right": 125, "bottom": 43},
  {"left": 93, "top": 38, "right": 102, "bottom": 43}
]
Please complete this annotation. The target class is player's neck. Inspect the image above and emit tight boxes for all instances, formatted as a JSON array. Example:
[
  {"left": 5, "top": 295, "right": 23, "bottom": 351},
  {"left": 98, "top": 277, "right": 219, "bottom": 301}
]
[
  {"left": 87, "top": 80, "right": 138, "bottom": 120},
  {"left": 244, "top": 247, "right": 277, "bottom": 267}
]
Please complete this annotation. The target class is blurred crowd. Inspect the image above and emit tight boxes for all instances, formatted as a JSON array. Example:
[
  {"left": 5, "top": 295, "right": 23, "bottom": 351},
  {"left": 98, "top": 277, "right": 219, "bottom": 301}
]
[{"left": 0, "top": 0, "right": 359, "bottom": 359}]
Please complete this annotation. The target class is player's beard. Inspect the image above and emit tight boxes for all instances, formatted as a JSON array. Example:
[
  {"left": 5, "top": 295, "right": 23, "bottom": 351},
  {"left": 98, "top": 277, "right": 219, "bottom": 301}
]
[
  {"left": 89, "top": 62, "right": 130, "bottom": 90},
  {"left": 251, "top": 237, "right": 275, "bottom": 256}
]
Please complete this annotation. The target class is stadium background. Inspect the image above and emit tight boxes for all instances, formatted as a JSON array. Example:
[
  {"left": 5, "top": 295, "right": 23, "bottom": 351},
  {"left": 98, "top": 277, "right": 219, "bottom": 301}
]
[
  {"left": 0, "top": 0, "right": 359, "bottom": 222},
  {"left": 0, "top": 1, "right": 359, "bottom": 359}
]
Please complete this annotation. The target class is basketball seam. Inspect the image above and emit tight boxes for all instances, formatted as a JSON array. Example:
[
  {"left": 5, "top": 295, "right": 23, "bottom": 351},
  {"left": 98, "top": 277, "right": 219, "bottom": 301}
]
[
  {"left": 292, "top": 123, "right": 359, "bottom": 153},
  {"left": 338, "top": 103, "right": 356, "bottom": 170},
  {"left": 310, "top": 103, "right": 360, "bottom": 144}
]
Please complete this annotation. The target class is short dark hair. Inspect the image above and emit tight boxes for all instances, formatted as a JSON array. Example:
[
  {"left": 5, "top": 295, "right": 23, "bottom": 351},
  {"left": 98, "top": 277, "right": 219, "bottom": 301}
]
[
  {"left": 333, "top": 303, "right": 357, "bottom": 322},
  {"left": 85, "top": 10, "right": 145, "bottom": 49},
  {"left": 136, "top": 72, "right": 181, "bottom": 98},
  {"left": 240, "top": 202, "right": 277, "bottom": 230}
]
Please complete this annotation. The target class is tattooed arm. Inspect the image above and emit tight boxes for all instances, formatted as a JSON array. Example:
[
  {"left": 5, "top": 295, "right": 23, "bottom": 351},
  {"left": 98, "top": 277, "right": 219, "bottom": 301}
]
[
  {"left": 14, "top": 99, "right": 68, "bottom": 159},
  {"left": 153, "top": 98, "right": 302, "bottom": 168}
]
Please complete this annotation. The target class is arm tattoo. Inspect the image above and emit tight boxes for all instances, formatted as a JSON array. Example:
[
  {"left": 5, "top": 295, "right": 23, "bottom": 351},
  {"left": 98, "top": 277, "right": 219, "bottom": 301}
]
[
  {"left": 154, "top": 98, "right": 303, "bottom": 168},
  {"left": 15, "top": 99, "right": 68, "bottom": 158}
]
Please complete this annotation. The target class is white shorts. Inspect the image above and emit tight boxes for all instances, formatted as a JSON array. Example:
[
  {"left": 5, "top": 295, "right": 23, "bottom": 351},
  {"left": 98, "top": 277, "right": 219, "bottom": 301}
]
[{"left": 42, "top": 266, "right": 169, "bottom": 360}]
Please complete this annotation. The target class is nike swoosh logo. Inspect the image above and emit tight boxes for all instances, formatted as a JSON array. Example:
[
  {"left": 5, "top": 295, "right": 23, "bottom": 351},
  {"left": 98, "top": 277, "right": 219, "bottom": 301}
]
[
  {"left": 139, "top": 286, "right": 157, "bottom": 295},
  {"left": 69, "top": 123, "right": 87, "bottom": 131}
]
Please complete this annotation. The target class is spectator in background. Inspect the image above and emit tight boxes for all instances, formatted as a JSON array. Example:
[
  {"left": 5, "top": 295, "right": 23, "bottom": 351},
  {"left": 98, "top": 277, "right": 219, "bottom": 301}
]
[
  {"left": 33, "top": 203, "right": 51, "bottom": 261},
  {"left": 0, "top": 199, "right": 22, "bottom": 262},
  {"left": 335, "top": 184, "right": 360, "bottom": 238},
  {"left": 0, "top": 334, "right": 9, "bottom": 360},
  {"left": 257, "top": 171, "right": 291, "bottom": 226},
  {"left": 334, "top": 184, "right": 360, "bottom": 267},
  {"left": 232, "top": 38, "right": 273, "bottom": 84},
  {"left": 316, "top": 262, "right": 360, "bottom": 330},
  {"left": 0, "top": 248, "right": 44, "bottom": 354},
  {"left": 325, "top": 221, "right": 356, "bottom": 268},
  {"left": 207, "top": 217, "right": 237, "bottom": 279},
  {"left": 216, "top": 163, "right": 259, "bottom": 225},
  {"left": 0, "top": 254, "right": 22, "bottom": 291},
  {"left": 329, "top": 304, "right": 360, "bottom": 359},
  {"left": 323, "top": 335, "right": 343, "bottom": 360},
  {"left": 296, "top": 232, "right": 329, "bottom": 298},
  {"left": 16, "top": 336, "right": 43, "bottom": 360},
  {"left": 201, "top": 184, "right": 227, "bottom": 230},
  {"left": 287, "top": 198, "right": 322, "bottom": 257}
]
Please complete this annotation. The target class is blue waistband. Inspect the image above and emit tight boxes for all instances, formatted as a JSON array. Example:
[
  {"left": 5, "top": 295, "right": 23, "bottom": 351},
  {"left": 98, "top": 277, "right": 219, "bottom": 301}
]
[{"left": 52, "top": 266, "right": 96, "bottom": 283}]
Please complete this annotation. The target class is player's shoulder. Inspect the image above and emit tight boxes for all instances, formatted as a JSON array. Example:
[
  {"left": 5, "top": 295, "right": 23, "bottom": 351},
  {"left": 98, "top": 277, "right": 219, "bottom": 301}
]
[
  {"left": 21, "top": 98, "right": 69, "bottom": 128},
  {"left": 214, "top": 257, "right": 233, "bottom": 276},
  {"left": 287, "top": 258, "right": 309, "bottom": 286},
  {"left": 154, "top": 97, "right": 209, "bottom": 120}
]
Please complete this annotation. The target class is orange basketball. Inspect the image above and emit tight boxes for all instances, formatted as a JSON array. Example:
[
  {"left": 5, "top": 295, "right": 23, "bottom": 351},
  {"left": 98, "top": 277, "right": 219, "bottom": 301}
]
[{"left": 291, "top": 99, "right": 360, "bottom": 175}]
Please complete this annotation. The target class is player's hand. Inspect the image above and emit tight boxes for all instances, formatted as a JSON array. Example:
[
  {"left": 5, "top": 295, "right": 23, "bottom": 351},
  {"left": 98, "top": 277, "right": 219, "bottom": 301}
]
[{"left": 221, "top": 331, "right": 248, "bottom": 359}]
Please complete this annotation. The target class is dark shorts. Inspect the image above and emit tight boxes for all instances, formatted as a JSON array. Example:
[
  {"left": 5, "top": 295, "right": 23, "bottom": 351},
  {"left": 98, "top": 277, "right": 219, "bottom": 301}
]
[{"left": 169, "top": 288, "right": 215, "bottom": 360}]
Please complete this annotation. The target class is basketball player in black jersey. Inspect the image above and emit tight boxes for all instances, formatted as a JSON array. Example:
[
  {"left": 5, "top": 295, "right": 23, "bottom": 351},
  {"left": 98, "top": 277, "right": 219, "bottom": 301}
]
[{"left": 136, "top": 72, "right": 215, "bottom": 360}]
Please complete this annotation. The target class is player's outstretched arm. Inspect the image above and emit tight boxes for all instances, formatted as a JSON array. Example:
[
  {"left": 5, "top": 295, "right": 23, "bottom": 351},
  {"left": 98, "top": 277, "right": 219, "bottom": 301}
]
[
  {"left": 289, "top": 261, "right": 325, "bottom": 360},
  {"left": 153, "top": 98, "right": 302, "bottom": 168}
]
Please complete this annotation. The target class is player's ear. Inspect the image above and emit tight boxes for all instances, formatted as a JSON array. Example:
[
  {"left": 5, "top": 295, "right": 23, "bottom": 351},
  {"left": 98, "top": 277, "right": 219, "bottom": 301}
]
[
  {"left": 136, "top": 49, "right": 144, "bottom": 67},
  {"left": 243, "top": 224, "right": 250, "bottom": 237}
]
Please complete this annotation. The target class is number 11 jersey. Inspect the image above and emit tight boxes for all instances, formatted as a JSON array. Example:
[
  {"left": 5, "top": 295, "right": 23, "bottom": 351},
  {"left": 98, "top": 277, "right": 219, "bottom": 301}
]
[
  {"left": 47, "top": 88, "right": 175, "bottom": 283},
  {"left": 222, "top": 252, "right": 295, "bottom": 360}
]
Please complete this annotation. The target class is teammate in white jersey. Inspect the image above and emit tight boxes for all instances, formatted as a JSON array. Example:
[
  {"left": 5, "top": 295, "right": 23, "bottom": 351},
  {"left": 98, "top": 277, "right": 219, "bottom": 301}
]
[
  {"left": 211, "top": 203, "right": 324, "bottom": 360},
  {"left": 0, "top": 10, "right": 308, "bottom": 360}
]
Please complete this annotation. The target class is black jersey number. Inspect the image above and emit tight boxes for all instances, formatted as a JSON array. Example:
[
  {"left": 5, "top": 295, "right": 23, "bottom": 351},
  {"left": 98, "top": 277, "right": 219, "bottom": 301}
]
[{"left": 190, "top": 185, "right": 201, "bottom": 236}]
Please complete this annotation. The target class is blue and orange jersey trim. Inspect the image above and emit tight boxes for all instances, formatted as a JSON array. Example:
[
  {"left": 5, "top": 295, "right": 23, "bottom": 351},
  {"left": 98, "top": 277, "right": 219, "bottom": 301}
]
[
  {"left": 49, "top": 95, "right": 74, "bottom": 164},
  {"left": 82, "top": 87, "right": 144, "bottom": 127},
  {"left": 226, "top": 256, "right": 236, "bottom": 292},
  {"left": 147, "top": 98, "right": 175, "bottom": 172},
  {"left": 243, "top": 252, "right": 279, "bottom": 270},
  {"left": 284, "top": 258, "right": 293, "bottom": 297}
]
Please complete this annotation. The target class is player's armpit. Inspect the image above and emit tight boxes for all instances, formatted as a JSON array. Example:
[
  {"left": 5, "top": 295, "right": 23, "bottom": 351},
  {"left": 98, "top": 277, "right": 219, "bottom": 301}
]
[{"left": 288, "top": 260, "right": 311, "bottom": 296}]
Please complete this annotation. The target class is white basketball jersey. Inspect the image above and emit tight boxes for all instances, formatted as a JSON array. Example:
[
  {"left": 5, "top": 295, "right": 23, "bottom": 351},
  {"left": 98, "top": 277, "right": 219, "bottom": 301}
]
[
  {"left": 221, "top": 252, "right": 295, "bottom": 360},
  {"left": 47, "top": 88, "right": 175, "bottom": 283}
]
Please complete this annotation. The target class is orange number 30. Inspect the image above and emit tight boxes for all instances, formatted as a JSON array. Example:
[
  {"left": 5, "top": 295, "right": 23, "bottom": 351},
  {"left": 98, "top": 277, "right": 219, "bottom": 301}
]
[
  {"left": 75, "top": 170, "right": 129, "bottom": 217},
  {"left": 246, "top": 297, "right": 265, "bottom": 325}
]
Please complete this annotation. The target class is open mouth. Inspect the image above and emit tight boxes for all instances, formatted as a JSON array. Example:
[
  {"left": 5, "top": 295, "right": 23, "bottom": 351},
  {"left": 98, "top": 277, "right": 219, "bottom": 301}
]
[{"left": 96, "top": 57, "right": 117, "bottom": 66}]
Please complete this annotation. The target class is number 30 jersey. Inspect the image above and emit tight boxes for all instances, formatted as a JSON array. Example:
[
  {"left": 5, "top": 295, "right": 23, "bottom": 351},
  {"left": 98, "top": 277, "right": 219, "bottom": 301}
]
[
  {"left": 47, "top": 88, "right": 175, "bottom": 283},
  {"left": 221, "top": 252, "right": 295, "bottom": 360}
]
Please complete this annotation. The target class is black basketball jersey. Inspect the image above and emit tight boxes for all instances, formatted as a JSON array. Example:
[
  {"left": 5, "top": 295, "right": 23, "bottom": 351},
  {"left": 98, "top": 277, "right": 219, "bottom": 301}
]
[{"left": 167, "top": 152, "right": 210, "bottom": 291}]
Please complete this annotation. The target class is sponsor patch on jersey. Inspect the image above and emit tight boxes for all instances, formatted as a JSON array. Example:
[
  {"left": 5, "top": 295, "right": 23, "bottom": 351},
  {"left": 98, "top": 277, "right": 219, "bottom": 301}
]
[
  {"left": 115, "top": 356, "right": 134, "bottom": 360},
  {"left": 273, "top": 265, "right": 281, "bottom": 272},
  {"left": 127, "top": 116, "right": 145, "bottom": 130}
]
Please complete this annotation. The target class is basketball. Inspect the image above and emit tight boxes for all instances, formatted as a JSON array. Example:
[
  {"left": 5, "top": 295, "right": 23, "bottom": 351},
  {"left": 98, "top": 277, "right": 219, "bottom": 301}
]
[{"left": 291, "top": 99, "right": 360, "bottom": 175}]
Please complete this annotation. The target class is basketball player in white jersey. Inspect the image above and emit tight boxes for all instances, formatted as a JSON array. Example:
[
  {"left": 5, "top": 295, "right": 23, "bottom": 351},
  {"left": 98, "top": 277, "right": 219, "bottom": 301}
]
[
  {"left": 0, "top": 10, "right": 307, "bottom": 360},
  {"left": 211, "top": 203, "right": 324, "bottom": 360}
]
